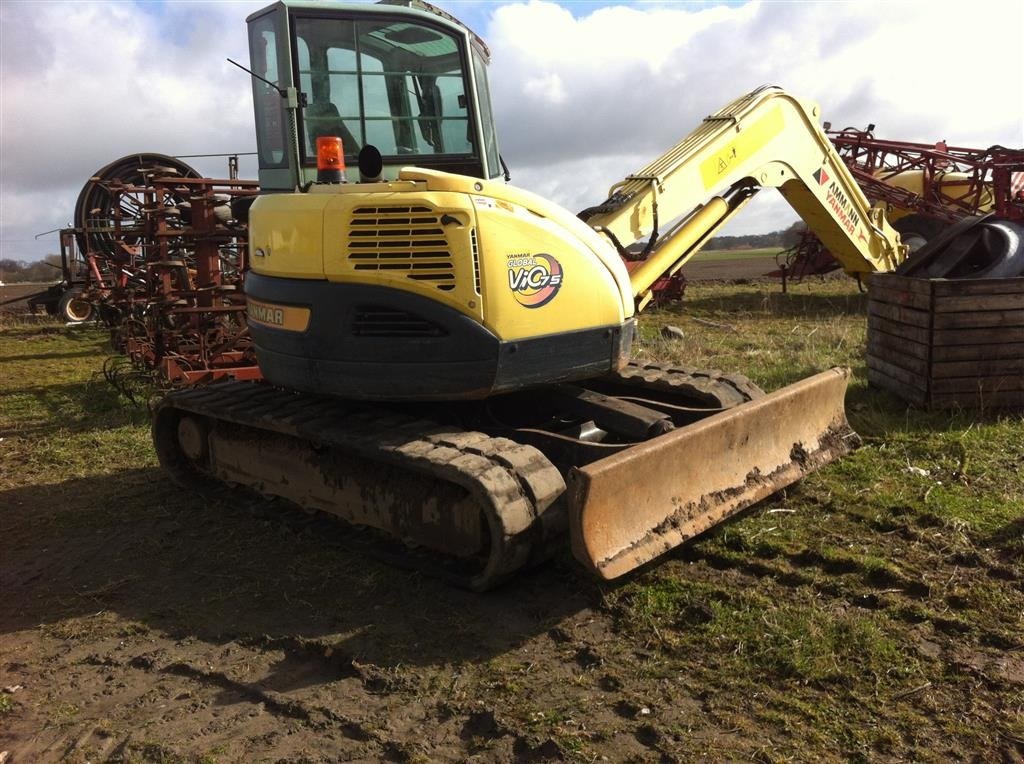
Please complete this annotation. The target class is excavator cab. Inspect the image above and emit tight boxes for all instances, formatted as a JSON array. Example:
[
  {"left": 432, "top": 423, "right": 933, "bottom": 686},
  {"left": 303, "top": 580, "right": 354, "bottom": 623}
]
[{"left": 246, "top": 0, "right": 503, "bottom": 191}]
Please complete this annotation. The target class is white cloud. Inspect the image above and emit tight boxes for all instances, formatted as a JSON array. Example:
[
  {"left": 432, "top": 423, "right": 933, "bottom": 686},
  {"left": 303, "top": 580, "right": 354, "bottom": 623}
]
[
  {"left": 1, "top": 0, "right": 1021, "bottom": 260},
  {"left": 479, "top": 0, "right": 1023, "bottom": 235},
  {"left": 523, "top": 72, "right": 567, "bottom": 104},
  {"left": 1, "top": 0, "right": 263, "bottom": 259}
]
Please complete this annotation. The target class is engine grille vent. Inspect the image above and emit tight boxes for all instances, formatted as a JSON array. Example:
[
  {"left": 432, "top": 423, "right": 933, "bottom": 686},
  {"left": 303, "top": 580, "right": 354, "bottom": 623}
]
[
  {"left": 348, "top": 206, "right": 455, "bottom": 292},
  {"left": 470, "top": 227, "right": 481, "bottom": 295},
  {"left": 352, "top": 306, "right": 448, "bottom": 338}
]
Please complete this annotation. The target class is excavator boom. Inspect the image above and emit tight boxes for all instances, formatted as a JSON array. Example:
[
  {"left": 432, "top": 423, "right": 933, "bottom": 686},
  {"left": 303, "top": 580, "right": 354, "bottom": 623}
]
[
  {"left": 581, "top": 86, "right": 906, "bottom": 308},
  {"left": 564, "top": 86, "right": 903, "bottom": 575}
]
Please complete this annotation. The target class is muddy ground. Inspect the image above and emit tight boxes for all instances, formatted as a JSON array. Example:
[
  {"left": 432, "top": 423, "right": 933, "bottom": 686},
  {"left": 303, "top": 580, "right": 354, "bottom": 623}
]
[
  {"left": 1, "top": 284, "right": 1021, "bottom": 763},
  {"left": 3, "top": 464, "right": 1020, "bottom": 763},
  {"left": 1, "top": 469, "right": 614, "bottom": 762},
  {"left": 0, "top": 283, "right": 54, "bottom": 316}
]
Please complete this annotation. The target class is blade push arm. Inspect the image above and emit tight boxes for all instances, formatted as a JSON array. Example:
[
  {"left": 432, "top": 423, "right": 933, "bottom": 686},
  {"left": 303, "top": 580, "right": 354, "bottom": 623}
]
[{"left": 580, "top": 86, "right": 906, "bottom": 308}]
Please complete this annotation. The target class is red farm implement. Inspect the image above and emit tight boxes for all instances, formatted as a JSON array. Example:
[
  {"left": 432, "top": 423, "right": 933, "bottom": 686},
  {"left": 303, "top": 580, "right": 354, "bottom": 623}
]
[
  {"left": 774, "top": 127, "right": 1024, "bottom": 280},
  {"left": 59, "top": 154, "right": 262, "bottom": 397}
]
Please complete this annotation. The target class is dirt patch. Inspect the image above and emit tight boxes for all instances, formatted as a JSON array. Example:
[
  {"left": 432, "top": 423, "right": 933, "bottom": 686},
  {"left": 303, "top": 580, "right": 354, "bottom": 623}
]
[
  {"left": 682, "top": 255, "right": 779, "bottom": 282},
  {"left": 0, "top": 283, "right": 54, "bottom": 315},
  {"left": 3, "top": 467, "right": 1022, "bottom": 762},
  {"left": 681, "top": 255, "right": 845, "bottom": 283},
  {"left": 2, "top": 292, "right": 1022, "bottom": 763}
]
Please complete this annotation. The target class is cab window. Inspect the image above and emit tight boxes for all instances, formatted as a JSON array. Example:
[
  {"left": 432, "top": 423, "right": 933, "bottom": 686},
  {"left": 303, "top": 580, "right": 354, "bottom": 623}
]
[
  {"left": 248, "top": 12, "right": 288, "bottom": 168},
  {"left": 293, "top": 17, "right": 473, "bottom": 162}
]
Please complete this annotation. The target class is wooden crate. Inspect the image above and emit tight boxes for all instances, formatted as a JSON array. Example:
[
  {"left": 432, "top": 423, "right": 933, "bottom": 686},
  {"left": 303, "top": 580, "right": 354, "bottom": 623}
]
[{"left": 866, "top": 274, "right": 1024, "bottom": 409}]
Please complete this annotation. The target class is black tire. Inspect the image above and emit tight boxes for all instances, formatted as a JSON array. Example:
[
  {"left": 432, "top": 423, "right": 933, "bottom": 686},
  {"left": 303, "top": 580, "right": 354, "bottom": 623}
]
[
  {"left": 58, "top": 289, "right": 94, "bottom": 323},
  {"left": 954, "top": 219, "right": 1024, "bottom": 278},
  {"left": 894, "top": 215, "right": 1024, "bottom": 279},
  {"left": 893, "top": 214, "right": 946, "bottom": 254}
]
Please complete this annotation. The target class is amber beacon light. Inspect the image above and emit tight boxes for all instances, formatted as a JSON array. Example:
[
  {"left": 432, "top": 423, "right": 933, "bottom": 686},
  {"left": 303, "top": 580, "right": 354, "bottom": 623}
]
[{"left": 316, "top": 136, "right": 345, "bottom": 183}]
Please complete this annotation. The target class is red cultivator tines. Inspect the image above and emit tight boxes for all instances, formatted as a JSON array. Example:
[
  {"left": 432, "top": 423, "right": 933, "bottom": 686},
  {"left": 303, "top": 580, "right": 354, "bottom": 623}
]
[
  {"left": 65, "top": 154, "right": 262, "bottom": 397},
  {"left": 112, "top": 176, "right": 262, "bottom": 393}
]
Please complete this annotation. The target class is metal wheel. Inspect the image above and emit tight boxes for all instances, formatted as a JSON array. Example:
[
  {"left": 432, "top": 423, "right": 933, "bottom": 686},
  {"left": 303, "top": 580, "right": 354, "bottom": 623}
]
[
  {"left": 73, "top": 153, "right": 200, "bottom": 259},
  {"left": 58, "top": 288, "right": 94, "bottom": 323}
]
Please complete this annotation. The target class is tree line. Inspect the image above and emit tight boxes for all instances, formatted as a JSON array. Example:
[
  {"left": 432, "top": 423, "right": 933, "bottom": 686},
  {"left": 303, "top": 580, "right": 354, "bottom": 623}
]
[
  {"left": 706, "top": 221, "right": 805, "bottom": 251},
  {"left": 0, "top": 256, "right": 64, "bottom": 283}
]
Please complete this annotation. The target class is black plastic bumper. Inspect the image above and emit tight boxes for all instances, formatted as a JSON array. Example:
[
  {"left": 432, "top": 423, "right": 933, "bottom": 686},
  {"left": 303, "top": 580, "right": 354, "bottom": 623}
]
[{"left": 245, "top": 273, "right": 634, "bottom": 400}]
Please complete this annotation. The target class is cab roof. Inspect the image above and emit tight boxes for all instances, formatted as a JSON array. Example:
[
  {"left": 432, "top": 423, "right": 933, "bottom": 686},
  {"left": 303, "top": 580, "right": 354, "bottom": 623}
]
[{"left": 246, "top": 0, "right": 490, "bottom": 60}]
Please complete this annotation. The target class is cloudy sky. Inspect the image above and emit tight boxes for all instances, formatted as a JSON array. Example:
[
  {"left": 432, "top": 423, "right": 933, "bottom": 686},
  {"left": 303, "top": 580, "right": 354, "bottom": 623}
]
[{"left": 1, "top": 0, "right": 1021, "bottom": 261}]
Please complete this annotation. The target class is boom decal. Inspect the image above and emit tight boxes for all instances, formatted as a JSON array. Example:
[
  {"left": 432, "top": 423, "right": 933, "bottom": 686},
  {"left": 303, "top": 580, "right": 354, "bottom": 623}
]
[
  {"left": 824, "top": 178, "right": 862, "bottom": 236},
  {"left": 700, "top": 105, "right": 785, "bottom": 190}
]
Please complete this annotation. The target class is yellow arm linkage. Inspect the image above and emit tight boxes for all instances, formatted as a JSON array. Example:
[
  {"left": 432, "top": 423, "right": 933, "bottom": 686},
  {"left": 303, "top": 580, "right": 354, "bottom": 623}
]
[{"left": 580, "top": 86, "right": 906, "bottom": 308}]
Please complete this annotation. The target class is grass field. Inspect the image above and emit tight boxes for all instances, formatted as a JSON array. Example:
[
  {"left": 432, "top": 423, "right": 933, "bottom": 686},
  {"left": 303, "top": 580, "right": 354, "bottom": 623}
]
[
  {"left": 694, "top": 247, "right": 784, "bottom": 261},
  {"left": 1, "top": 279, "right": 1021, "bottom": 762}
]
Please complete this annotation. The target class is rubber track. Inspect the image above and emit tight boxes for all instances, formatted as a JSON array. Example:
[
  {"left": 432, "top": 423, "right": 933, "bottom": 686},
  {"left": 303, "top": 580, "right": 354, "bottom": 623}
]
[
  {"left": 153, "top": 364, "right": 763, "bottom": 589},
  {"left": 153, "top": 384, "right": 566, "bottom": 591},
  {"left": 606, "top": 361, "right": 765, "bottom": 408}
]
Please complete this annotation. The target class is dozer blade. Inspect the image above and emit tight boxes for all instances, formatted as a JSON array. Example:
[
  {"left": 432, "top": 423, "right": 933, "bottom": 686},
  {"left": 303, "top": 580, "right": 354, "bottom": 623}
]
[{"left": 568, "top": 367, "right": 857, "bottom": 580}]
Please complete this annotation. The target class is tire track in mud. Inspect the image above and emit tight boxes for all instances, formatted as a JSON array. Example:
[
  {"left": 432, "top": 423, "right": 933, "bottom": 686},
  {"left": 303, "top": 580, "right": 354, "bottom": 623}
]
[
  {"left": 66, "top": 635, "right": 574, "bottom": 763},
  {"left": 11, "top": 634, "right": 403, "bottom": 761},
  {"left": 82, "top": 646, "right": 386, "bottom": 747},
  {"left": 661, "top": 539, "right": 1023, "bottom": 656}
]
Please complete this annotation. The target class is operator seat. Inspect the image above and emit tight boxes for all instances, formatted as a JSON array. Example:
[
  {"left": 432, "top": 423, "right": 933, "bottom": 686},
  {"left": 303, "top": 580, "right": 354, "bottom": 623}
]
[{"left": 305, "top": 100, "right": 360, "bottom": 154}]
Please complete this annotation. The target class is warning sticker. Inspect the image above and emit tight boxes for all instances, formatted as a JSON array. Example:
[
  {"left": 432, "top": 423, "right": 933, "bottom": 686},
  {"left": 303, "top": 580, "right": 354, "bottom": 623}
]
[{"left": 700, "top": 105, "right": 785, "bottom": 190}]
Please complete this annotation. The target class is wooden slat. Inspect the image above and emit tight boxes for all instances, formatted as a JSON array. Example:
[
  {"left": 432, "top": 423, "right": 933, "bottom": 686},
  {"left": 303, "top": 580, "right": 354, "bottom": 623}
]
[
  {"left": 933, "top": 309, "right": 1024, "bottom": 330},
  {"left": 867, "top": 328, "right": 929, "bottom": 361},
  {"left": 932, "top": 358, "right": 1024, "bottom": 378},
  {"left": 867, "top": 276, "right": 1024, "bottom": 410},
  {"left": 866, "top": 355, "right": 928, "bottom": 391},
  {"left": 931, "top": 278, "right": 1024, "bottom": 297},
  {"left": 933, "top": 293, "right": 1024, "bottom": 312},
  {"left": 933, "top": 327, "right": 1024, "bottom": 345},
  {"left": 871, "top": 273, "right": 933, "bottom": 296},
  {"left": 867, "top": 314, "right": 931, "bottom": 345},
  {"left": 869, "top": 286, "right": 932, "bottom": 312},
  {"left": 930, "top": 391, "right": 1024, "bottom": 409},
  {"left": 867, "top": 367, "right": 927, "bottom": 406},
  {"left": 932, "top": 342, "right": 1024, "bottom": 361},
  {"left": 866, "top": 342, "right": 929, "bottom": 377},
  {"left": 867, "top": 300, "right": 931, "bottom": 329},
  {"left": 931, "top": 376, "right": 1024, "bottom": 394}
]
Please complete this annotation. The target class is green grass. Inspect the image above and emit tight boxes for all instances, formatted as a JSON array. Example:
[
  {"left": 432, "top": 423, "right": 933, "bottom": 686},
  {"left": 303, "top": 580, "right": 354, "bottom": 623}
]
[
  {"left": 0, "top": 318, "right": 152, "bottom": 490},
  {"left": 610, "top": 279, "right": 1024, "bottom": 759},
  {"left": 694, "top": 246, "right": 783, "bottom": 261},
  {"left": 2, "top": 283, "right": 1022, "bottom": 763}
]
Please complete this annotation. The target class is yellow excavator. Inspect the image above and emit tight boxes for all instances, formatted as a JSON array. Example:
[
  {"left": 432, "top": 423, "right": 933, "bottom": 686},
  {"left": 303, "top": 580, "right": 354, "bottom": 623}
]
[{"left": 154, "top": 0, "right": 907, "bottom": 589}]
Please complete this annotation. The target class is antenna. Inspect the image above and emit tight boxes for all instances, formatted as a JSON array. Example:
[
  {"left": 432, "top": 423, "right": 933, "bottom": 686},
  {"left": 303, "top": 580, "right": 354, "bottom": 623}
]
[
  {"left": 227, "top": 58, "right": 307, "bottom": 107},
  {"left": 227, "top": 58, "right": 283, "bottom": 96}
]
